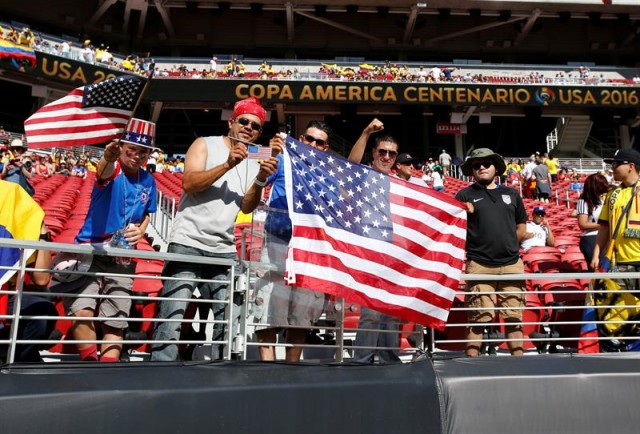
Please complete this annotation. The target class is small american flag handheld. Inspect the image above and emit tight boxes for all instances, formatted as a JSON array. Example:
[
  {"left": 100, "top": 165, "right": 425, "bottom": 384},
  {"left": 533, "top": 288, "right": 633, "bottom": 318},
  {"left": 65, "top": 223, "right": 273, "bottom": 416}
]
[{"left": 247, "top": 144, "right": 273, "bottom": 160}]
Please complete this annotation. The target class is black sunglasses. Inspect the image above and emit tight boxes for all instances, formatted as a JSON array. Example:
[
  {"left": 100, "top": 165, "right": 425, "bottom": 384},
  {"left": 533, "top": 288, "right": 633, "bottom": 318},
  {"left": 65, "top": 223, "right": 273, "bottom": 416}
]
[
  {"left": 235, "top": 117, "right": 262, "bottom": 132},
  {"left": 471, "top": 160, "right": 493, "bottom": 170},
  {"left": 302, "top": 134, "right": 328, "bottom": 147},
  {"left": 377, "top": 149, "right": 398, "bottom": 158}
]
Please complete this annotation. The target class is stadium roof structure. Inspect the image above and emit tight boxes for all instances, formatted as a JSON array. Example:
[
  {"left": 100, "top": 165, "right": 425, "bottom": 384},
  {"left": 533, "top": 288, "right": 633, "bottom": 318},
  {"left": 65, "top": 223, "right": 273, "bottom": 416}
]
[{"left": 2, "top": 0, "right": 640, "bottom": 64}]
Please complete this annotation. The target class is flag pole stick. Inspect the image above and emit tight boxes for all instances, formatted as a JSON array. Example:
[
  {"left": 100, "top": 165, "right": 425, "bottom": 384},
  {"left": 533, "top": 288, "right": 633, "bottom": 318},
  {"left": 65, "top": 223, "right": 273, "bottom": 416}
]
[{"left": 119, "top": 64, "right": 156, "bottom": 142}]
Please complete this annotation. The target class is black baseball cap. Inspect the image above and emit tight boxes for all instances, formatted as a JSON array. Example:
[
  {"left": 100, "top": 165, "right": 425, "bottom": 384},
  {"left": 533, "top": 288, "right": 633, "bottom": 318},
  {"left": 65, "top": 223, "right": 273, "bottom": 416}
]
[
  {"left": 396, "top": 153, "right": 419, "bottom": 165},
  {"left": 604, "top": 149, "right": 640, "bottom": 167}
]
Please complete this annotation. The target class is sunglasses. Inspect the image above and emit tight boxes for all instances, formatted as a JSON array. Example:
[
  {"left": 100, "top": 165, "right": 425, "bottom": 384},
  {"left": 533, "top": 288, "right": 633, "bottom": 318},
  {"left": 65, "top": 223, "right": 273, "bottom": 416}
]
[
  {"left": 377, "top": 149, "right": 398, "bottom": 159},
  {"left": 471, "top": 160, "right": 493, "bottom": 170},
  {"left": 302, "top": 134, "right": 328, "bottom": 147},
  {"left": 235, "top": 117, "right": 262, "bottom": 132}
]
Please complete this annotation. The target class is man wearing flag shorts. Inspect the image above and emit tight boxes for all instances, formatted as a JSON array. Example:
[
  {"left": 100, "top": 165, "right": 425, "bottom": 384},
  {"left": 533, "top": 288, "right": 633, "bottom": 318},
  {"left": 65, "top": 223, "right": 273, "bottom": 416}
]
[
  {"left": 65, "top": 119, "right": 158, "bottom": 362},
  {"left": 455, "top": 148, "right": 528, "bottom": 357},
  {"left": 151, "top": 97, "right": 278, "bottom": 361},
  {"left": 248, "top": 121, "right": 333, "bottom": 362}
]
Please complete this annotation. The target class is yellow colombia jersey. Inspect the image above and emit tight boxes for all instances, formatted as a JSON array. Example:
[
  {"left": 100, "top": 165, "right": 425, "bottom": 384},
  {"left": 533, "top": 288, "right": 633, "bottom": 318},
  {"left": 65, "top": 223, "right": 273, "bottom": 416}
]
[{"left": 599, "top": 184, "right": 640, "bottom": 264}]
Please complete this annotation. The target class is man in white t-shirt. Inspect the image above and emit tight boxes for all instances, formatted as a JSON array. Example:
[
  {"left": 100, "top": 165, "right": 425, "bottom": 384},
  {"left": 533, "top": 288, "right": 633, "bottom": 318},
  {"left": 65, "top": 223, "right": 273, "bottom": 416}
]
[
  {"left": 439, "top": 149, "right": 452, "bottom": 175},
  {"left": 521, "top": 206, "right": 555, "bottom": 252},
  {"left": 210, "top": 56, "right": 217, "bottom": 73}
]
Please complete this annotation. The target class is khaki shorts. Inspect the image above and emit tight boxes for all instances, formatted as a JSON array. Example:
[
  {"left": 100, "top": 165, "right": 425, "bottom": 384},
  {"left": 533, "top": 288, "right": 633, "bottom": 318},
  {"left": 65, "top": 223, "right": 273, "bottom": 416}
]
[
  {"left": 253, "top": 234, "right": 324, "bottom": 329},
  {"left": 64, "top": 255, "right": 134, "bottom": 329},
  {"left": 464, "top": 259, "right": 525, "bottom": 323}
]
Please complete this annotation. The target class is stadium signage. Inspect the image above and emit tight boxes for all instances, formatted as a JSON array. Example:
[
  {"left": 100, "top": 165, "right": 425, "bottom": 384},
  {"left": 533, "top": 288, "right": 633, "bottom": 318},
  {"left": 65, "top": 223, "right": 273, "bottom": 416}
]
[
  {"left": 231, "top": 82, "right": 639, "bottom": 107},
  {"left": 436, "top": 123, "right": 467, "bottom": 134},
  {"left": 25, "top": 54, "right": 637, "bottom": 108},
  {"left": 32, "top": 52, "right": 129, "bottom": 85}
]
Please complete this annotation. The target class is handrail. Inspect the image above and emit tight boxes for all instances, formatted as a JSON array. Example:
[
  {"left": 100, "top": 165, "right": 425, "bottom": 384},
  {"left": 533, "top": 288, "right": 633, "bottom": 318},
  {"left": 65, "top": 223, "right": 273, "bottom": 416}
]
[{"left": 4, "top": 226, "right": 640, "bottom": 362}]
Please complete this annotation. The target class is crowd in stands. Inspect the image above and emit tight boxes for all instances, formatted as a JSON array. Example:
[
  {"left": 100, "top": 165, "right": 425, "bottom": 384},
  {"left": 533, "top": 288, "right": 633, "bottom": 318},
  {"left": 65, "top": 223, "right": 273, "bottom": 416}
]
[
  {"left": 156, "top": 58, "right": 638, "bottom": 86},
  {"left": 2, "top": 19, "right": 639, "bottom": 85},
  {"left": 0, "top": 23, "right": 151, "bottom": 76}
]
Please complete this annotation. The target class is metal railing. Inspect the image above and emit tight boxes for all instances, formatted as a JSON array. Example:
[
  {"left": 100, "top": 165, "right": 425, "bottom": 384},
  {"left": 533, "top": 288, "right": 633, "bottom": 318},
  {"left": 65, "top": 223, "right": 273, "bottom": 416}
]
[{"left": 3, "top": 217, "right": 640, "bottom": 364}]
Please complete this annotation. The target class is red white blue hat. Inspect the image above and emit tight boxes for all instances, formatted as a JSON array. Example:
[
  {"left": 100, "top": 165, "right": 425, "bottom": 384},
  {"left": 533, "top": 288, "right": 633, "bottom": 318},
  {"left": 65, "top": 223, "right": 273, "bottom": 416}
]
[{"left": 121, "top": 118, "right": 156, "bottom": 149}]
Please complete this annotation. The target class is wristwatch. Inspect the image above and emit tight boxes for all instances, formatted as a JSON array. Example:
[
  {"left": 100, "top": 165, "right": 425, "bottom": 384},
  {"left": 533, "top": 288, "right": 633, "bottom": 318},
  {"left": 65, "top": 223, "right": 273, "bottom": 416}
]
[{"left": 39, "top": 232, "right": 52, "bottom": 242}]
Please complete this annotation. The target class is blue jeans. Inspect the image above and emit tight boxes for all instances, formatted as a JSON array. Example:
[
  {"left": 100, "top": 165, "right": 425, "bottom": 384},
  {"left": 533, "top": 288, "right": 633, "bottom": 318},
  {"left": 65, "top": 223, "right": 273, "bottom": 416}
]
[
  {"left": 6, "top": 294, "right": 58, "bottom": 363},
  {"left": 353, "top": 307, "right": 401, "bottom": 364},
  {"left": 151, "top": 243, "right": 237, "bottom": 361}
]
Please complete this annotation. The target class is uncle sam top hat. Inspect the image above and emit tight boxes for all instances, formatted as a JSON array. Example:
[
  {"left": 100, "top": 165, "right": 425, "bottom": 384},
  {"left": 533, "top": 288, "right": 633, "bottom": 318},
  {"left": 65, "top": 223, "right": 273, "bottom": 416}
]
[{"left": 121, "top": 118, "right": 157, "bottom": 149}]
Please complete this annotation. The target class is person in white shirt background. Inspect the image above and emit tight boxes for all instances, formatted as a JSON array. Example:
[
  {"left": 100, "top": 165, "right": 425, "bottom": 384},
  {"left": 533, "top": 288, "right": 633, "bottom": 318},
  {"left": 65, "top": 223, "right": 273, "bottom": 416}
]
[{"left": 520, "top": 206, "right": 555, "bottom": 253}]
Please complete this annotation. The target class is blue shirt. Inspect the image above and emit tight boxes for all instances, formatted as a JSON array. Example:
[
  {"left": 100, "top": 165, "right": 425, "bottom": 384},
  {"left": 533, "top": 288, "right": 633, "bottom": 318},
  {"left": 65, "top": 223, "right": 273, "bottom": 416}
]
[
  {"left": 265, "top": 153, "right": 292, "bottom": 239},
  {"left": 76, "top": 165, "right": 157, "bottom": 243}
]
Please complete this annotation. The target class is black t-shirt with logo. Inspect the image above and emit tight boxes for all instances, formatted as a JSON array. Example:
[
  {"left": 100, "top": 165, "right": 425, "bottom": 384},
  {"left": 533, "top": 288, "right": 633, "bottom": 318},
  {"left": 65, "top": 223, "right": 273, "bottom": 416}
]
[{"left": 455, "top": 183, "right": 528, "bottom": 266}]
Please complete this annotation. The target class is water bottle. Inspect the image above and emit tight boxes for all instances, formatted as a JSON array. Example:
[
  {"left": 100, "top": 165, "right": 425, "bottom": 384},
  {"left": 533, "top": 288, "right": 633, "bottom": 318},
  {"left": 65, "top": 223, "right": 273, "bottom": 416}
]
[{"left": 111, "top": 225, "right": 134, "bottom": 266}]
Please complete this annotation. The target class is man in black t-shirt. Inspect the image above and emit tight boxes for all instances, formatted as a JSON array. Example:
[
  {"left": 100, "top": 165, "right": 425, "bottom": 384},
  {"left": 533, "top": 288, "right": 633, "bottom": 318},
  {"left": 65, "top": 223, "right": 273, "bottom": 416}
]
[{"left": 455, "top": 148, "right": 528, "bottom": 357}]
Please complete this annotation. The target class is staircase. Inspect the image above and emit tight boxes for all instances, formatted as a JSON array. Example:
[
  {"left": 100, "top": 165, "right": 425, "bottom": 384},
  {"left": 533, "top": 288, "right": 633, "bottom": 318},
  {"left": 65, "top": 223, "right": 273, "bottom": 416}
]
[{"left": 554, "top": 116, "right": 593, "bottom": 157}]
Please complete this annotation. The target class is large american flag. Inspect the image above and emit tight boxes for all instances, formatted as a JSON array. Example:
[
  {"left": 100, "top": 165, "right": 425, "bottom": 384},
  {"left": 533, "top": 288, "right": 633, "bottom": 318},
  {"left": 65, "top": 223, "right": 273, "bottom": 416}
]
[
  {"left": 24, "top": 75, "right": 146, "bottom": 149},
  {"left": 283, "top": 137, "right": 467, "bottom": 329}
]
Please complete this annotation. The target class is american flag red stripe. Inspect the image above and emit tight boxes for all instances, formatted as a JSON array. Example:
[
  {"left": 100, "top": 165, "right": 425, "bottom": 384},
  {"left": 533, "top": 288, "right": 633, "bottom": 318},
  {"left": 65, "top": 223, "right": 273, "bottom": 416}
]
[
  {"left": 24, "top": 75, "right": 146, "bottom": 149},
  {"left": 283, "top": 137, "right": 467, "bottom": 329},
  {"left": 292, "top": 225, "right": 461, "bottom": 291}
]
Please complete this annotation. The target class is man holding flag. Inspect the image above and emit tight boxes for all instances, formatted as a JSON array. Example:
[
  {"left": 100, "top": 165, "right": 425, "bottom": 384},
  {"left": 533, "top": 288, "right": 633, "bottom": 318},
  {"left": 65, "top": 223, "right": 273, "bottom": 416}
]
[
  {"left": 65, "top": 119, "right": 158, "bottom": 362},
  {"left": 151, "top": 97, "right": 279, "bottom": 361},
  {"left": 280, "top": 120, "right": 467, "bottom": 363},
  {"left": 248, "top": 121, "right": 333, "bottom": 362}
]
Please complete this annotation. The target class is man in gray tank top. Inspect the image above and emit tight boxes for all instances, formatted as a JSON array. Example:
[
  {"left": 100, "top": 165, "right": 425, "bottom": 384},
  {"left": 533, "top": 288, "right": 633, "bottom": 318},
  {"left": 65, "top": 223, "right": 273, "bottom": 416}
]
[{"left": 151, "top": 97, "right": 278, "bottom": 361}]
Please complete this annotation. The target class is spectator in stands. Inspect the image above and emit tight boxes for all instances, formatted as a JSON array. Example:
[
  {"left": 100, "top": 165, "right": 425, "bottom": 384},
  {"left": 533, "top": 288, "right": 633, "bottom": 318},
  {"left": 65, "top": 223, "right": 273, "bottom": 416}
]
[
  {"left": 55, "top": 161, "right": 70, "bottom": 176},
  {"left": 151, "top": 97, "right": 278, "bottom": 362},
  {"left": 545, "top": 153, "right": 560, "bottom": 183},
  {"left": 532, "top": 157, "right": 552, "bottom": 203},
  {"left": 174, "top": 157, "right": 184, "bottom": 173},
  {"left": 45, "top": 155, "right": 55, "bottom": 175},
  {"left": 569, "top": 169, "right": 583, "bottom": 191},
  {"left": 1, "top": 139, "right": 34, "bottom": 196},
  {"left": 520, "top": 206, "right": 555, "bottom": 253},
  {"left": 71, "top": 161, "right": 88, "bottom": 179},
  {"left": 60, "top": 40, "right": 71, "bottom": 58},
  {"left": 17, "top": 27, "right": 34, "bottom": 47},
  {"left": 394, "top": 153, "right": 426, "bottom": 186},
  {"left": 146, "top": 149, "right": 159, "bottom": 173},
  {"left": 592, "top": 150, "right": 640, "bottom": 274},
  {"left": 577, "top": 173, "right": 610, "bottom": 265},
  {"left": 34, "top": 155, "right": 51, "bottom": 178},
  {"left": 603, "top": 168, "right": 614, "bottom": 184},
  {"left": 65, "top": 119, "right": 158, "bottom": 362},
  {"left": 0, "top": 180, "right": 58, "bottom": 363},
  {"left": 522, "top": 155, "right": 537, "bottom": 199},
  {"left": 347, "top": 118, "right": 402, "bottom": 363},
  {"left": 455, "top": 148, "right": 527, "bottom": 357},
  {"left": 506, "top": 159, "right": 522, "bottom": 186},
  {"left": 252, "top": 121, "right": 332, "bottom": 362},
  {"left": 431, "top": 165, "right": 445, "bottom": 192},
  {"left": 439, "top": 149, "right": 452, "bottom": 176},
  {"left": 209, "top": 56, "right": 217, "bottom": 74}
]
